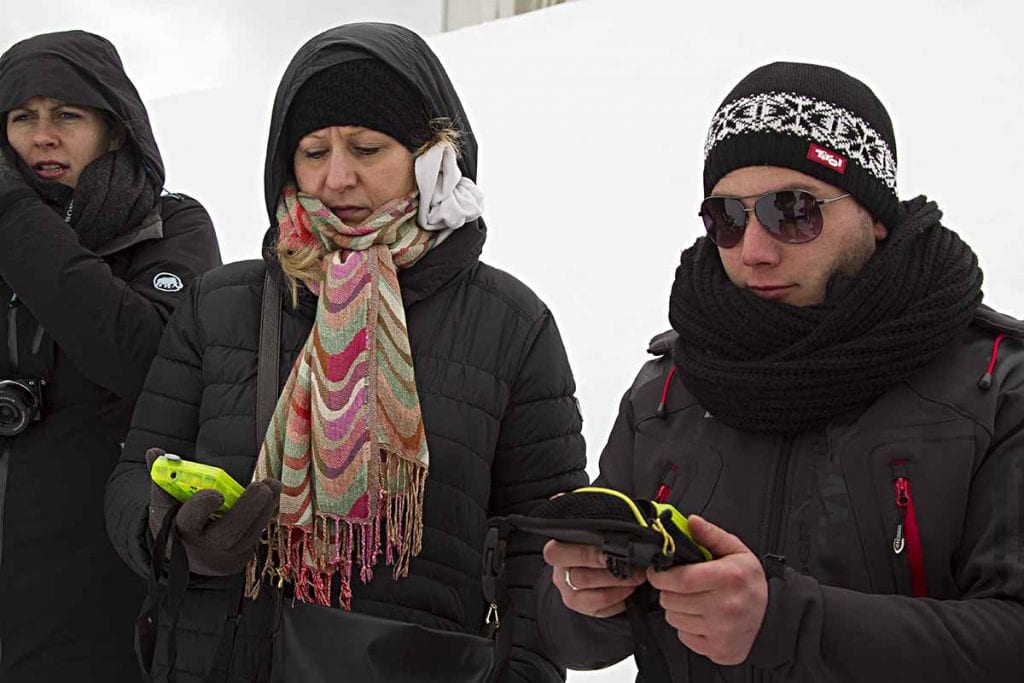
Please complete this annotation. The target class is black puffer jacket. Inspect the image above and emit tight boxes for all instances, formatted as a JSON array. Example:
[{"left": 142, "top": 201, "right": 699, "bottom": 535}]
[
  {"left": 105, "top": 23, "right": 587, "bottom": 683},
  {"left": 0, "top": 31, "right": 221, "bottom": 682}
]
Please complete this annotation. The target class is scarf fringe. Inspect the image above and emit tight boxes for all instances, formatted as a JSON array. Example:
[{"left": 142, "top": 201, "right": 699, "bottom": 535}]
[{"left": 246, "top": 454, "right": 427, "bottom": 609}]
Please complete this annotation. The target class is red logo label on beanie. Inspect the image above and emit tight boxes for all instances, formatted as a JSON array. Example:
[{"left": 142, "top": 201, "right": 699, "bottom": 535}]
[{"left": 807, "top": 143, "right": 847, "bottom": 174}]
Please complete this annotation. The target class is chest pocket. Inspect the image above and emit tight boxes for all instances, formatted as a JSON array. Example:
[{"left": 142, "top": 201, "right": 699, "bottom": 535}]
[
  {"left": 841, "top": 418, "right": 976, "bottom": 598},
  {"left": 632, "top": 429, "right": 722, "bottom": 517}
]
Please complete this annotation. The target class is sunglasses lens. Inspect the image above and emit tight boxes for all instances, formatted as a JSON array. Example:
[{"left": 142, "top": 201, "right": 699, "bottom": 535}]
[
  {"left": 700, "top": 197, "right": 746, "bottom": 248},
  {"left": 754, "top": 190, "right": 823, "bottom": 243}
]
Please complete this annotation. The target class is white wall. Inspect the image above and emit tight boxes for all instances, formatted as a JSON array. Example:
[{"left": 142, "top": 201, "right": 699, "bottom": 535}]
[{"left": 3, "top": 1, "right": 1023, "bottom": 680}]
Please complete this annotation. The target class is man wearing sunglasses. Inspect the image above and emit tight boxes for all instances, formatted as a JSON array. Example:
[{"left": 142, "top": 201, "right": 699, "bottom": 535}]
[{"left": 539, "top": 62, "right": 1024, "bottom": 681}]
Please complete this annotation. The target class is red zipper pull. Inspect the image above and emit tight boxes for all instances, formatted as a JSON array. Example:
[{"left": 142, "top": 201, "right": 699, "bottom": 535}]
[
  {"left": 654, "top": 464, "right": 679, "bottom": 503},
  {"left": 893, "top": 478, "right": 908, "bottom": 554}
]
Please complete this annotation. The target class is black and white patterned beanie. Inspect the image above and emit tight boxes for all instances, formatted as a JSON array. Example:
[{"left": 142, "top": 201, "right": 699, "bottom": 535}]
[{"left": 703, "top": 62, "right": 898, "bottom": 229}]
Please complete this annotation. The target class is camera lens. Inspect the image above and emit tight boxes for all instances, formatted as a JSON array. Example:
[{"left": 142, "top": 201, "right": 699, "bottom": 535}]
[{"left": 0, "top": 381, "right": 37, "bottom": 437}]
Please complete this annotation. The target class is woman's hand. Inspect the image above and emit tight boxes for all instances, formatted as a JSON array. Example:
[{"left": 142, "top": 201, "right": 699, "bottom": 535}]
[{"left": 145, "top": 447, "right": 283, "bottom": 576}]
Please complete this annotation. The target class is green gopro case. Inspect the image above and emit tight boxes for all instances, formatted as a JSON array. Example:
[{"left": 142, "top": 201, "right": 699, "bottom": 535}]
[{"left": 151, "top": 454, "right": 245, "bottom": 514}]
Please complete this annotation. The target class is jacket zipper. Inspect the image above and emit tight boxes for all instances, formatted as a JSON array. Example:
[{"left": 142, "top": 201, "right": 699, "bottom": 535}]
[
  {"left": 891, "top": 460, "right": 928, "bottom": 597},
  {"left": 654, "top": 463, "right": 679, "bottom": 503},
  {"left": 754, "top": 437, "right": 794, "bottom": 683},
  {"left": 765, "top": 436, "right": 795, "bottom": 557}
]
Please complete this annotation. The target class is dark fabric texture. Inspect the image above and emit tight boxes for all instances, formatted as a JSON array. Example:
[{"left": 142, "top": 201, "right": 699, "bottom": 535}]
[
  {"left": 105, "top": 22, "right": 586, "bottom": 683},
  {"left": 0, "top": 30, "right": 222, "bottom": 683},
  {"left": 537, "top": 309, "right": 1024, "bottom": 681},
  {"left": 703, "top": 61, "right": 898, "bottom": 229},
  {"left": 65, "top": 148, "right": 159, "bottom": 251},
  {"left": 284, "top": 58, "right": 432, "bottom": 154},
  {"left": 0, "top": 152, "right": 35, "bottom": 214},
  {"left": 0, "top": 193, "right": 221, "bottom": 683},
  {"left": 14, "top": 147, "right": 160, "bottom": 252},
  {"left": 668, "top": 196, "right": 983, "bottom": 434}
]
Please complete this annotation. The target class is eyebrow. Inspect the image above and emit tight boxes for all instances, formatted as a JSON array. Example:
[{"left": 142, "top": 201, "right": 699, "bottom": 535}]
[{"left": 8, "top": 102, "right": 77, "bottom": 115}]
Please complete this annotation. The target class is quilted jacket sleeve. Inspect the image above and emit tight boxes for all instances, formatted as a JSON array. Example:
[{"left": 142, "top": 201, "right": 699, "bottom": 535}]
[
  {"left": 490, "top": 310, "right": 588, "bottom": 682},
  {"left": 104, "top": 275, "right": 207, "bottom": 578},
  {"left": 0, "top": 193, "right": 220, "bottom": 398},
  {"left": 535, "top": 388, "right": 640, "bottom": 671}
]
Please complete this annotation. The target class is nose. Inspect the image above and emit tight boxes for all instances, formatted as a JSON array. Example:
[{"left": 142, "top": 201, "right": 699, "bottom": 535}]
[
  {"left": 324, "top": 151, "right": 357, "bottom": 192},
  {"left": 739, "top": 210, "right": 782, "bottom": 268},
  {"left": 31, "top": 119, "right": 58, "bottom": 148}
]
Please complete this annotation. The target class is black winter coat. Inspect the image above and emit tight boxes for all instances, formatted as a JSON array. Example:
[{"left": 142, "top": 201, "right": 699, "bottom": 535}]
[
  {"left": 537, "top": 308, "right": 1024, "bottom": 682},
  {"left": 0, "top": 32, "right": 222, "bottom": 682},
  {"left": 105, "top": 23, "right": 588, "bottom": 683}
]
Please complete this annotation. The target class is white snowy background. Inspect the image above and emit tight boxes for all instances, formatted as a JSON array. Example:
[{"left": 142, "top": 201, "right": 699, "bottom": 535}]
[{"left": 3, "top": 1, "right": 1022, "bottom": 679}]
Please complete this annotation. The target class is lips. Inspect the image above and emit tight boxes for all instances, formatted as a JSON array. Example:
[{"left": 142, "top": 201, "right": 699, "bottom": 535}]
[
  {"left": 331, "top": 206, "right": 367, "bottom": 221},
  {"left": 32, "top": 161, "right": 69, "bottom": 181},
  {"left": 748, "top": 284, "right": 796, "bottom": 300}
]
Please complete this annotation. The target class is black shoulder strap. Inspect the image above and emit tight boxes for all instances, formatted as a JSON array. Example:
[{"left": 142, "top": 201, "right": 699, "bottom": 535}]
[{"left": 257, "top": 272, "right": 282, "bottom": 446}]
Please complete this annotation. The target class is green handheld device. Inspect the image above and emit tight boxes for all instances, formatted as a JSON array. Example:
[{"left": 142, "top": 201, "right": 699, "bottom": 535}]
[{"left": 150, "top": 453, "right": 245, "bottom": 514}]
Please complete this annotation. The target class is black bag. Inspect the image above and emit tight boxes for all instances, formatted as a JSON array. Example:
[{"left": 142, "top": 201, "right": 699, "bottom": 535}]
[{"left": 271, "top": 600, "right": 497, "bottom": 683}]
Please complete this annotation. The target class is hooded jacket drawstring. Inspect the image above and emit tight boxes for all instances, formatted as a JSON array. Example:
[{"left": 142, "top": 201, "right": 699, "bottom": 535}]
[
  {"left": 657, "top": 366, "right": 677, "bottom": 417},
  {"left": 978, "top": 334, "right": 1007, "bottom": 390}
]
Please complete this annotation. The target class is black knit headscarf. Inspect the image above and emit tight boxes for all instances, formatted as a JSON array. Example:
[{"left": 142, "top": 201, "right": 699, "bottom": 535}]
[{"left": 669, "top": 197, "right": 983, "bottom": 434}]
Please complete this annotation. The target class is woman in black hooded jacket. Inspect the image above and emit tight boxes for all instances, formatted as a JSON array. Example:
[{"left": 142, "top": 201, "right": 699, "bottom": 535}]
[
  {"left": 0, "top": 30, "right": 221, "bottom": 681},
  {"left": 106, "top": 22, "right": 586, "bottom": 682}
]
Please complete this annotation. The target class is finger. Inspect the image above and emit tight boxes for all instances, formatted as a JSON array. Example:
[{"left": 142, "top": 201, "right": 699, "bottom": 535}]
[
  {"left": 215, "top": 489, "right": 278, "bottom": 550},
  {"left": 663, "top": 610, "right": 708, "bottom": 637},
  {"left": 687, "top": 515, "right": 747, "bottom": 557},
  {"left": 559, "top": 584, "right": 638, "bottom": 618},
  {"left": 222, "top": 481, "right": 275, "bottom": 524},
  {"left": 175, "top": 490, "right": 225, "bottom": 537},
  {"left": 145, "top": 447, "right": 166, "bottom": 470},
  {"left": 259, "top": 477, "right": 284, "bottom": 498},
  {"left": 561, "top": 565, "right": 645, "bottom": 590},
  {"left": 676, "top": 630, "right": 713, "bottom": 658},
  {"left": 543, "top": 541, "right": 608, "bottom": 569},
  {"left": 657, "top": 586, "right": 716, "bottom": 615},
  {"left": 647, "top": 560, "right": 743, "bottom": 595}
]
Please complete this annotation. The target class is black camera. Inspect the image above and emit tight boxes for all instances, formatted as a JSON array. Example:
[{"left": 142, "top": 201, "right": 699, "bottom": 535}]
[{"left": 0, "top": 378, "right": 44, "bottom": 437}]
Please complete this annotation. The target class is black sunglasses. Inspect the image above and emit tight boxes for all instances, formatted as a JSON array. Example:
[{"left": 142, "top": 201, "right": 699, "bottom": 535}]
[{"left": 699, "top": 189, "right": 851, "bottom": 248}]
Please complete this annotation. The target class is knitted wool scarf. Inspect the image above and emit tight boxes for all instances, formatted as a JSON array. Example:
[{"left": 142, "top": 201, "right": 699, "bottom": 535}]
[
  {"left": 25, "top": 147, "right": 156, "bottom": 250},
  {"left": 669, "top": 196, "right": 983, "bottom": 434},
  {"left": 249, "top": 183, "right": 434, "bottom": 608}
]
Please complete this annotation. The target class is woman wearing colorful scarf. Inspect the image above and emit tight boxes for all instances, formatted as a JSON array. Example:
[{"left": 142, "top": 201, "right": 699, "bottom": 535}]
[
  {"left": 0, "top": 31, "right": 221, "bottom": 682},
  {"left": 106, "top": 23, "right": 586, "bottom": 682}
]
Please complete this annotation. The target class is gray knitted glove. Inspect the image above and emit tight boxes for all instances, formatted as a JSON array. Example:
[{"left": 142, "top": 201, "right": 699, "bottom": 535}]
[
  {"left": 145, "top": 447, "right": 282, "bottom": 576},
  {"left": 173, "top": 475, "right": 282, "bottom": 577}
]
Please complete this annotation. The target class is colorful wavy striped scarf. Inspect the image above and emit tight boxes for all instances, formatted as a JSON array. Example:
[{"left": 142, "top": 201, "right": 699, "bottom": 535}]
[{"left": 248, "top": 183, "right": 433, "bottom": 608}]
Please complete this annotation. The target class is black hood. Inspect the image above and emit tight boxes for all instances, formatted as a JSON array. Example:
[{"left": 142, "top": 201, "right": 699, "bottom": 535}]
[
  {"left": 264, "top": 22, "right": 478, "bottom": 225},
  {"left": 0, "top": 30, "right": 165, "bottom": 189}
]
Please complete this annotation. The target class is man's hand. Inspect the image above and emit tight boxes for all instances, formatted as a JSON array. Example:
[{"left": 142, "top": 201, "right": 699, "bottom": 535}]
[
  {"left": 646, "top": 515, "right": 767, "bottom": 665},
  {"left": 543, "top": 540, "right": 645, "bottom": 618}
]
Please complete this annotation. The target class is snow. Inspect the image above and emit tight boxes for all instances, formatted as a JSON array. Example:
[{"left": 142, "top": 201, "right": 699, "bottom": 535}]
[{"left": 3, "top": 1, "right": 1022, "bottom": 679}]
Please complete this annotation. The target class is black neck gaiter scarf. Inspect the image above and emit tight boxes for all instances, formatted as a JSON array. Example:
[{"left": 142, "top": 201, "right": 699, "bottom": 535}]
[
  {"left": 21, "top": 146, "right": 156, "bottom": 251},
  {"left": 669, "top": 196, "right": 983, "bottom": 435}
]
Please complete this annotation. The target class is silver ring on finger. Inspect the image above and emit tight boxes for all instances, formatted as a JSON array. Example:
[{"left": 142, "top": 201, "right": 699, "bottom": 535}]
[{"left": 564, "top": 568, "right": 581, "bottom": 591}]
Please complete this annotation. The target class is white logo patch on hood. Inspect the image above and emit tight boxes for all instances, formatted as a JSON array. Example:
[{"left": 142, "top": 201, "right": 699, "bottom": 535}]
[{"left": 153, "top": 272, "right": 184, "bottom": 292}]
